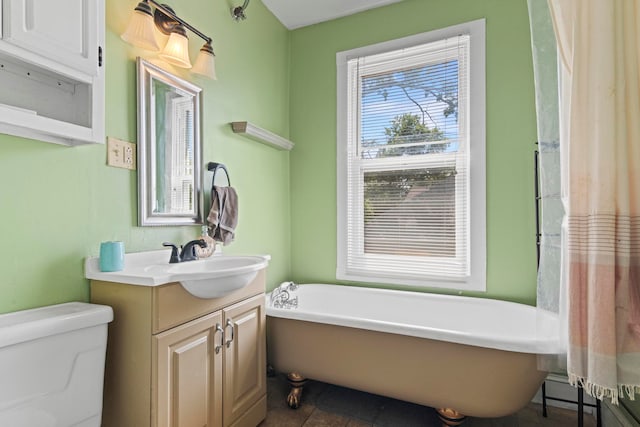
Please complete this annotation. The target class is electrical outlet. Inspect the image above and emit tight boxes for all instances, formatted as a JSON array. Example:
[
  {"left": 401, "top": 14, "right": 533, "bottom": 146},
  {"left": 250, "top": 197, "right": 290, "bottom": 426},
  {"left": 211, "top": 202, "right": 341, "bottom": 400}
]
[{"left": 107, "top": 137, "right": 136, "bottom": 170}]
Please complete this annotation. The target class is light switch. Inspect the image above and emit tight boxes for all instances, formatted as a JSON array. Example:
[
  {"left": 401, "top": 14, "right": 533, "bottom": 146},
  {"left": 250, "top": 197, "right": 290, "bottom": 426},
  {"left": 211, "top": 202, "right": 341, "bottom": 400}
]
[{"left": 107, "top": 137, "right": 136, "bottom": 170}]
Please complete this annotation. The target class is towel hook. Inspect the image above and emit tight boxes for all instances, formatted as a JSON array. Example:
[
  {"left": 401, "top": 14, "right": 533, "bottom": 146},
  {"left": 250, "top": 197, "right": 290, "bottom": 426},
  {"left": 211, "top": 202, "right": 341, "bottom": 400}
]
[{"left": 208, "top": 162, "right": 231, "bottom": 187}]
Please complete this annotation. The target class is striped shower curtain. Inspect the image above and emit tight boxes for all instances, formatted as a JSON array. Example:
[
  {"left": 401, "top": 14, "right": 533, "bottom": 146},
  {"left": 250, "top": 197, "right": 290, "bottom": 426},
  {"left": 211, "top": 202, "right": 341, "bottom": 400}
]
[{"left": 548, "top": 0, "right": 640, "bottom": 403}]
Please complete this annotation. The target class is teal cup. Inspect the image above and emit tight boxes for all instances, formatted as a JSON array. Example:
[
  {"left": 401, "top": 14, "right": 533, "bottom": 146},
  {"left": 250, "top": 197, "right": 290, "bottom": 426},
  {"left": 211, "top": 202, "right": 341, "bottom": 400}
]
[{"left": 99, "top": 241, "right": 125, "bottom": 272}]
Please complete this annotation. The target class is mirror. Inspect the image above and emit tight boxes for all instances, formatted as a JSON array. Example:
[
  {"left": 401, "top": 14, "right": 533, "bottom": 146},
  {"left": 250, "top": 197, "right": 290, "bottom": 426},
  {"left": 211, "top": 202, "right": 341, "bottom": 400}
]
[{"left": 137, "top": 58, "right": 204, "bottom": 226}]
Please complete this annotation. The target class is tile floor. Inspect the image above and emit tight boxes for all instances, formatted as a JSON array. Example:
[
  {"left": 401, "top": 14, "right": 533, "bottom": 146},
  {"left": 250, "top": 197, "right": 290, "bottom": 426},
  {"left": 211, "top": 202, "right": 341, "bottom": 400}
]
[{"left": 260, "top": 373, "right": 597, "bottom": 427}]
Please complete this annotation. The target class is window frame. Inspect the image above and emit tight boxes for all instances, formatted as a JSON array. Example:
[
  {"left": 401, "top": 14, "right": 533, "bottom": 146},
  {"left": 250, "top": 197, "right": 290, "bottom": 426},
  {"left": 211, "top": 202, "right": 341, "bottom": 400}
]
[{"left": 336, "top": 19, "right": 486, "bottom": 291}]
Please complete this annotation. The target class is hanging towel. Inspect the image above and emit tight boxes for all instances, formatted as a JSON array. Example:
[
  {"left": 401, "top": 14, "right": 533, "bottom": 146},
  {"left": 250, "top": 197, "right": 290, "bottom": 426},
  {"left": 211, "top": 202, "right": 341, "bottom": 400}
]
[{"left": 207, "top": 186, "right": 238, "bottom": 245}]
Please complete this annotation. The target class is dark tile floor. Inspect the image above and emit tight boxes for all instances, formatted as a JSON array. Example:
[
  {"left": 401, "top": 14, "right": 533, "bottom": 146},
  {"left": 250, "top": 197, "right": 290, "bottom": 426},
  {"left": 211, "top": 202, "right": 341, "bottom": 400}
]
[{"left": 260, "top": 373, "right": 597, "bottom": 427}]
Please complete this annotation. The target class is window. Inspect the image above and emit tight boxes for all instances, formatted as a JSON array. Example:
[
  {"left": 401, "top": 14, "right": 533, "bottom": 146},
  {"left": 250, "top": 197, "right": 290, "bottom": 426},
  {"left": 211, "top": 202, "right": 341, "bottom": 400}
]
[{"left": 336, "top": 20, "right": 486, "bottom": 291}]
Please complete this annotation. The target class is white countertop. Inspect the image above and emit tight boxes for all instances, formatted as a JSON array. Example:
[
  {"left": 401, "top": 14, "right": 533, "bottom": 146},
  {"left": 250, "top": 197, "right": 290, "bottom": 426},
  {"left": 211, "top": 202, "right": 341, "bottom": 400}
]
[{"left": 85, "top": 249, "right": 270, "bottom": 286}]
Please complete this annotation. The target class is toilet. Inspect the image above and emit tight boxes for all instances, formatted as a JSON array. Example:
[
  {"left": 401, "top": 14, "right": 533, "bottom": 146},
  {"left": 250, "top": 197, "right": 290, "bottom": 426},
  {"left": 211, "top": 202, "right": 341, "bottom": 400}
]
[{"left": 0, "top": 302, "right": 113, "bottom": 427}]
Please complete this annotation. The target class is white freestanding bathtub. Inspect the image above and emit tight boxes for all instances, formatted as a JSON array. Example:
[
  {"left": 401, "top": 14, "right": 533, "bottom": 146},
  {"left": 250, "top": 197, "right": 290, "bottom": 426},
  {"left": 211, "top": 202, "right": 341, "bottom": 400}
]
[{"left": 266, "top": 284, "right": 560, "bottom": 425}]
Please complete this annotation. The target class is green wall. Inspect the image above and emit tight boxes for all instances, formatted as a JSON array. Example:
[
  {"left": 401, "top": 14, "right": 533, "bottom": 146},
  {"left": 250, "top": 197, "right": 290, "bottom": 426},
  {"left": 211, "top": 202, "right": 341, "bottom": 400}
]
[
  {"left": 0, "top": 0, "right": 291, "bottom": 313},
  {"left": 0, "top": 0, "right": 540, "bottom": 314},
  {"left": 288, "top": 0, "right": 539, "bottom": 304}
]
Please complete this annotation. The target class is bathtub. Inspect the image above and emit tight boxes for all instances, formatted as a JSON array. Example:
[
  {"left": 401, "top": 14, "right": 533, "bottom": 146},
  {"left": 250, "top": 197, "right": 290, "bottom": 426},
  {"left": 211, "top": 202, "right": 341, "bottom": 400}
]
[{"left": 266, "top": 284, "right": 561, "bottom": 425}]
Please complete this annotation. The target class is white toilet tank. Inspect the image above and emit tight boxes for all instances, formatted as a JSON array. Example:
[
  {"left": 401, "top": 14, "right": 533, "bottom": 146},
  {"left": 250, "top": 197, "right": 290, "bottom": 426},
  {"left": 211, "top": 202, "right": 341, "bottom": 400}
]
[{"left": 0, "top": 302, "right": 113, "bottom": 427}]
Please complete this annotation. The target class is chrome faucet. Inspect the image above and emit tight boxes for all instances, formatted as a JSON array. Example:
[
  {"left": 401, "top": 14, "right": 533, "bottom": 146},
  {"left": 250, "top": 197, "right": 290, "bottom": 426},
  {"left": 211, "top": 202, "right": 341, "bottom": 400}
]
[
  {"left": 270, "top": 281, "right": 299, "bottom": 309},
  {"left": 163, "top": 240, "right": 207, "bottom": 263}
]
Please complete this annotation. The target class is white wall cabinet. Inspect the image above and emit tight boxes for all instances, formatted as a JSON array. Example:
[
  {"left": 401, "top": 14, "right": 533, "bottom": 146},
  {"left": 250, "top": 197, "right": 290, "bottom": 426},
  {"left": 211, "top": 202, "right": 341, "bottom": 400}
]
[{"left": 0, "top": 0, "right": 105, "bottom": 145}]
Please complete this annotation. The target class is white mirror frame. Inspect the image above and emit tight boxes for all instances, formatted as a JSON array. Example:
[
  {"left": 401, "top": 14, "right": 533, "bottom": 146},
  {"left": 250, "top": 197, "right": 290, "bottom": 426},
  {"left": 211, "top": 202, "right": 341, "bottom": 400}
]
[{"left": 137, "top": 57, "right": 204, "bottom": 226}]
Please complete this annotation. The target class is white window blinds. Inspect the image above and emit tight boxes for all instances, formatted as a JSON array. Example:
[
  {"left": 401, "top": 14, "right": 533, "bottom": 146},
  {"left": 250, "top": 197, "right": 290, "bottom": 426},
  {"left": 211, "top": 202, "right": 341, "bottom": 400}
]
[{"left": 337, "top": 20, "right": 486, "bottom": 290}]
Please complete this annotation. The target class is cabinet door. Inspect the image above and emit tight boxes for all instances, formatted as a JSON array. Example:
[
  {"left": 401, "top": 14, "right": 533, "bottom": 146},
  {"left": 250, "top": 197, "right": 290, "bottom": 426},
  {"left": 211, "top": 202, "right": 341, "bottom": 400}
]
[
  {"left": 222, "top": 294, "right": 266, "bottom": 427},
  {"left": 2, "top": 0, "right": 101, "bottom": 75},
  {"left": 154, "top": 311, "right": 224, "bottom": 427}
]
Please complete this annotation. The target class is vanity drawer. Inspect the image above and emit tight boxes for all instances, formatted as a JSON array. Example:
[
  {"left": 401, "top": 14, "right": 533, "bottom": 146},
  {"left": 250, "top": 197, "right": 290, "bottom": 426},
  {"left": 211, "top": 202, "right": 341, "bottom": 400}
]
[{"left": 152, "top": 269, "right": 265, "bottom": 334}]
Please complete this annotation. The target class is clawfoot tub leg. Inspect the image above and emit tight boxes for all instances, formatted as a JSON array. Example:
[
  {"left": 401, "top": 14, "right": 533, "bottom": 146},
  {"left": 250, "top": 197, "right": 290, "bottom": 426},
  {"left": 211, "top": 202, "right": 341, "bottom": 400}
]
[
  {"left": 286, "top": 372, "right": 307, "bottom": 409},
  {"left": 436, "top": 408, "right": 466, "bottom": 426}
]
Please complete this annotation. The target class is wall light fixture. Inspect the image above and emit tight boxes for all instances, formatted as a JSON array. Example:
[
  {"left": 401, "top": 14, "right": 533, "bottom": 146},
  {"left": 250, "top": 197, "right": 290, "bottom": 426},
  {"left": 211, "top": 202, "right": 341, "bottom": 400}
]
[{"left": 121, "top": 0, "right": 217, "bottom": 79}]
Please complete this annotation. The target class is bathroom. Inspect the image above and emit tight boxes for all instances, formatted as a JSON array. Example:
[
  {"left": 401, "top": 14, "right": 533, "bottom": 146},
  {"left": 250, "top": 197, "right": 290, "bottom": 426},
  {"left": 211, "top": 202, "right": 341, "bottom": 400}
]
[{"left": 0, "top": 0, "right": 638, "bottom": 426}]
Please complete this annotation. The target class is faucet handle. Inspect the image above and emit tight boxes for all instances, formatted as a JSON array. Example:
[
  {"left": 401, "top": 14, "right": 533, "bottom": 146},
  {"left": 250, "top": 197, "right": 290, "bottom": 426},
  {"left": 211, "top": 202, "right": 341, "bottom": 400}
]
[
  {"left": 162, "top": 242, "right": 181, "bottom": 264},
  {"left": 180, "top": 239, "right": 208, "bottom": 262}
]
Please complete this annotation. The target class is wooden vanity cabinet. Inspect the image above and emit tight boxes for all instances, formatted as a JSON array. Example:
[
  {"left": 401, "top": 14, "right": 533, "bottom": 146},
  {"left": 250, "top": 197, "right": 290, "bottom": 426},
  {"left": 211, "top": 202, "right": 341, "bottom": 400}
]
[
  {"left": 90, "top": 270, "right": 267, "bottom": 427},
  {"left": 154, "top": 310, "right": 224, "bottom": 427}
]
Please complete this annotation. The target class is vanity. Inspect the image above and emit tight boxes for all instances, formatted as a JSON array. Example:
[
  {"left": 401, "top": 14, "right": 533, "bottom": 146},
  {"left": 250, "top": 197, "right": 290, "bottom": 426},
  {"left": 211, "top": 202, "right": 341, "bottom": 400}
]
[{"left": 86, "top": 250, "right": 269, "bottom": 427}]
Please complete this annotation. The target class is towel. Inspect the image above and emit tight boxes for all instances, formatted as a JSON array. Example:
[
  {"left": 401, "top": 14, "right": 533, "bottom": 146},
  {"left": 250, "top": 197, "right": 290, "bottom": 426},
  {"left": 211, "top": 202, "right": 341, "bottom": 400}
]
[{"left": 207, "top": 186, "right": 238, "bottom": 245}]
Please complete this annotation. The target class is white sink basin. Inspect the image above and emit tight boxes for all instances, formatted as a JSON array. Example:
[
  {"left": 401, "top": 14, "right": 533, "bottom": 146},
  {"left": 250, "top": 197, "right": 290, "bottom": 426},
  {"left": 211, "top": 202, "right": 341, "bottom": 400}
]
[
  {"left": 168, "top": 256, "right": 268, "bottom": 298},
  {"left": 85, "top": 250, "right": 270, "bottom": 299}
]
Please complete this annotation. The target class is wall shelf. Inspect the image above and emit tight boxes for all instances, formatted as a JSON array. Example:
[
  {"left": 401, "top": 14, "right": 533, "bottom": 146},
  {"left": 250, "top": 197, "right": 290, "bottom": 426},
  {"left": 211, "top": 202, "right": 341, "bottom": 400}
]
[{"left": 230, "top": 121, "right": 294, "bottom": 151}]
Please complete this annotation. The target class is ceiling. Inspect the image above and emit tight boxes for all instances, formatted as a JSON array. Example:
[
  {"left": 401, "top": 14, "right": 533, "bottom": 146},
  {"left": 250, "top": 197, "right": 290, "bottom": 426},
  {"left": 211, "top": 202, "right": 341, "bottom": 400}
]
[{"left": 260, "top": 0, "right": 405, "bottom": 30}]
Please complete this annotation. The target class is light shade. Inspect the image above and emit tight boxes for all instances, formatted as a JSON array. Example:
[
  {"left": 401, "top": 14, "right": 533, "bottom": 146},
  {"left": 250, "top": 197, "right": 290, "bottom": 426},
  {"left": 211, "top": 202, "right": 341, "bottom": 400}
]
[
  {"left": 192, "top": 42, "right": 217, "bottom": 79},
  {"left": 121, "top": 1, "right": 160, "bottom": 51},
  {"left": 159, "top": 26, "right": 192, "bottom": 68}
]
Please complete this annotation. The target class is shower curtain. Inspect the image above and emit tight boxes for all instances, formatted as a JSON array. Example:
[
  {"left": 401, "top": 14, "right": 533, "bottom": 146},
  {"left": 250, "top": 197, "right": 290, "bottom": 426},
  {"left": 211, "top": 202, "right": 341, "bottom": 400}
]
[{"left": 546, "top": 0, "right": 640, "bottom": 403}]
